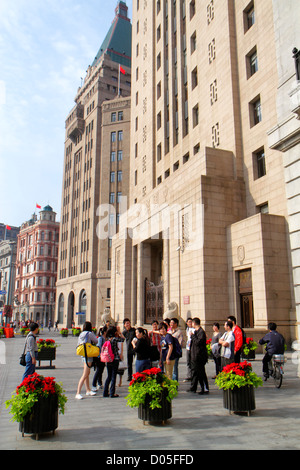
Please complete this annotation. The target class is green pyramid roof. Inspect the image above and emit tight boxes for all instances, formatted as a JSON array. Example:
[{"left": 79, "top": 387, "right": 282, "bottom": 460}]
[{"left": 92, "top": 1, "right": 132, "bottom": 68}]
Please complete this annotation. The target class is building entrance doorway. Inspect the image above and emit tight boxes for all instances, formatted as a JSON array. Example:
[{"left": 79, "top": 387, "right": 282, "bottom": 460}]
[
  {"left": 67, "top": 291, "right": 75, "bottom": 328},
  {"left": 238, "top": 269, "right": 254, "bottom": 328},
  {"left": 143, "top": 236, "right": 164, "bottom": 324}
]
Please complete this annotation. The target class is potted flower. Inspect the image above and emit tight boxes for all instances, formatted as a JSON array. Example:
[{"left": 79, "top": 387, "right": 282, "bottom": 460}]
[
  {"left": 37, "top": 339, "right": 58, "bottom": 369},
  {"left": 215, "top": 361, "right": 263, "bottom": 415},
  {"left": 72, "top": 327, "right": 81, "bottom": 337},
  {"left": 126, "top": 367, "right": 178, "bottom": 425},
  {"left": 20, "top": 327, "right": 30, "bottom": 336},
  {"left": 242, "top": 338, "right": 258, "bottom": 360},
  {"left": 5, "top": 373, "right": 67, "bottom": 440},
  {"left": 60, "top": 328, "right": 69, "bottom": 337},
  {"left": 206, "top": 338, "right": 212, "bottom": 358}
]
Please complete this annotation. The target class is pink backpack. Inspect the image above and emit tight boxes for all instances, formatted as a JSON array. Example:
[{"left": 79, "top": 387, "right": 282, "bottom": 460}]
[{"left": 100, "top": 340, "right": 115, "bottom": 363}]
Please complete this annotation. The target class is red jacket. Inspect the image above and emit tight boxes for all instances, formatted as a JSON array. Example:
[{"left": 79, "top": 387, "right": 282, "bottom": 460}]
[{"left": 233, "top": 325, "right": 243, "bottom": 352}]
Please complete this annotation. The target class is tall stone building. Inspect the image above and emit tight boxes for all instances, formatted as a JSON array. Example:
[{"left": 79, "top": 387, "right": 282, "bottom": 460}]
[
  {"left": 14, "top": 206, "right": 59, "bottom": 325},
  {"left": 55, "top": 1, "right": 132, "bottom": 328},
  {"left": 111, "top": 0, "right": 300, "bottom": 344}
]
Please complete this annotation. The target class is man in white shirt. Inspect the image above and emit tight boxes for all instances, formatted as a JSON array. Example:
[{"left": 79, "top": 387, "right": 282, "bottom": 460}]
[
  {"left": 219, "top": 321, "right": 235, "bottom": 369},
  {"left": 183, "top": 318, "right": 195, "bottom": 382}
]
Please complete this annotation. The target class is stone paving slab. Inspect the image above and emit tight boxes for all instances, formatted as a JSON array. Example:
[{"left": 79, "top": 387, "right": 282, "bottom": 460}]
[{"left": 0, "top": 331, "right": 300, "bottom": 451}]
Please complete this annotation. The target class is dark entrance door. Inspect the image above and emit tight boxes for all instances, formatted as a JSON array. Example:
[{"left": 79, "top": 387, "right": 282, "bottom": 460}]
[
  {"left": 238, "top": 269, "right": 254, "bottom": 328},
  {"left": 145, "top": 279, "right": 164, "bottom": 324}
]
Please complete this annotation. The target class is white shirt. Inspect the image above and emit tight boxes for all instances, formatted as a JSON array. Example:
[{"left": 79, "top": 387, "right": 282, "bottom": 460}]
[
  {"left": 186, "top": 327, "right": 195, "bottom": 351},
  {"left": 220, "top": 330, "right": 235, "bottom": 359}
]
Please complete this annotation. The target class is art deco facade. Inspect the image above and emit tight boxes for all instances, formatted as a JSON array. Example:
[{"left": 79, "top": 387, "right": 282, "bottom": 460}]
[
  {"left": 111, "top": 0, "right": 300, "bottom": 344},
  {"left": 55, "top": 1, "right": 131, "bottom": 327},
  {"left": 14, "top": 206, "right": 59, "bottom": 325}
]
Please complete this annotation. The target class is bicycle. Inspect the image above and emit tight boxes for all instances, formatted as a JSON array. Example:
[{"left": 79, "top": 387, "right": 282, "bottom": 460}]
[{"left": 268, "top": 354, "right": 286, "bottom": 388}]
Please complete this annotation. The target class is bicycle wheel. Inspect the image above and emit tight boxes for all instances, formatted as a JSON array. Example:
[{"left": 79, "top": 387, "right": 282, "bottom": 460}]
[{"left": 273, "top": 363, "right": 282, "bottom": 388}]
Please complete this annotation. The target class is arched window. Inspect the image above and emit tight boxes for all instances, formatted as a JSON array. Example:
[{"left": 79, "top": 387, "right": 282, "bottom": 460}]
[
  {"left": 58, "top": 293, "right": 64, "bottom": 323},
  {"left": 78, "top": 290, "right": 87, "bottom": 325}
]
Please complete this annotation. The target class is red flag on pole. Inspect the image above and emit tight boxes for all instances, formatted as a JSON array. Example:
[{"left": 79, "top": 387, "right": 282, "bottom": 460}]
[
  {"left": 36, "top": 204, "right": 41, "bottom": 209},
  {"left": 6, "top": 225, "right": 11, "bottom": 230},
  {"left": 120, "top": 65, "right": 126, "bottom": 75}
]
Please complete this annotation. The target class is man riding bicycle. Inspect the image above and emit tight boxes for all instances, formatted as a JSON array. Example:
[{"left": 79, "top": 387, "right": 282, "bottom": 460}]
[{"left": 259, "top": 322, "right": 285, "bottom": 381}]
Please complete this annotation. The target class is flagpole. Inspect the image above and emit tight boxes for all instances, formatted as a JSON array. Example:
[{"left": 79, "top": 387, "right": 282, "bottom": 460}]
[{"left": 118, "top": 64, "right": 121, "bottom": 97}]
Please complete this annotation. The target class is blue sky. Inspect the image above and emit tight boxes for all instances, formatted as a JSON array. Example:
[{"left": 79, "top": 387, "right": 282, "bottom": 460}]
[{"left": 0, "top": 0, "right": 132, "bottom": 227}]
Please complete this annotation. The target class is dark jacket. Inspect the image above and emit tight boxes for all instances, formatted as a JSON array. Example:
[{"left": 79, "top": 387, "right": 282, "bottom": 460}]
[
  {"left": 135, "top": 337, "right": 151, "bottom": 360},
  {"left": 259, "top": 330, "right": 285, "bottom": 355},
  {"left": 190, "top": 327, "right": 208, "bottom": 364},
  {"left": 122, "top": 327, "right": 136, "bottom": 355}
]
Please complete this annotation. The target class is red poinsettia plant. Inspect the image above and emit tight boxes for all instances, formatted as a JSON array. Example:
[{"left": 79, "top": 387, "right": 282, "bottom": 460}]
[
  {"left": 242, "top": 337, "right": 258, "bottom": 356},
  {"left": 206, "top": 338, "right": 212, "bottom": 357},
  {"left": 215, "top": 361, "right": 263, "bottom": 390},
  {"left": 126, "top": 367, "right": 178, "bottom": 409},
  {"left": 5, "top": 373, "right": 67, "bottom": 423},
  {"left": 37, "top": 338, "right": 58, "bottom": 352}
]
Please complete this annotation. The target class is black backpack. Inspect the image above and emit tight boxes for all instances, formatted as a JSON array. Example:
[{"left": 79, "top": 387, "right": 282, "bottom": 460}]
[{"left": 172, "top": 336, "right": 182, "bottom": 358}]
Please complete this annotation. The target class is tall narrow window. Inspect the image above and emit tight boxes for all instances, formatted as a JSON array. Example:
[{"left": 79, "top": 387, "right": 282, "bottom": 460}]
[
  {"left": 253, "top": 148, "right": 266, "bottom": 179},
  {"left": 249, "top": 96, "right": 262, "bottom": 127}
]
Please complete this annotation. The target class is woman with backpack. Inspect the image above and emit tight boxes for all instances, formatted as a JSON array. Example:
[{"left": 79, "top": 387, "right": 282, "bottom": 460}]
[
  {"left": 91, "top": 325, "right": 108, "bottom": 392},
  {"left": 75, "top": 321, "right": 98, "bottom": 400},
  {"left": 102, "top": 326, "right": 125, "bottom": 398}
]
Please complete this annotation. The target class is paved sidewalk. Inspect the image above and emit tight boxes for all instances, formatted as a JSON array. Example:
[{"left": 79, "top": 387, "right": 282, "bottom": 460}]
[{"left": 0, "top": 331, "right": 300, "bottom": 450}]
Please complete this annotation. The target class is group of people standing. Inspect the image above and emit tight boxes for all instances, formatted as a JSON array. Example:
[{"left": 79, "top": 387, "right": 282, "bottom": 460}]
[{"left": 20, "top": 314, "right": 286, "bottom": 401}]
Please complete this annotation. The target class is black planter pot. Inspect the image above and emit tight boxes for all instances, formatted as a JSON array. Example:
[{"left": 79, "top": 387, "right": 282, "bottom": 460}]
[
  {"left": 138, "top": 393, "right": 172, "bottom": 425},
  {"left": 223, "top": 385, "right": 255, "bottom": 416},
  {"left": 19, "top": 395, "right": 58, "bottom": 440},
  {"left": 37, "top": 348, "right": 56, "bottom": 369},
  {"left": 242, "top": 350, "right": 256, "bottom": 360}
]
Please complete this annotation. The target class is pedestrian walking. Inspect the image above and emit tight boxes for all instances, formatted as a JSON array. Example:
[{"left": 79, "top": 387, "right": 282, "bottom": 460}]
[
  {"left": 22, "top": 322, "right": 39, "bottom": 381},
  {"left": 103, "top": 326, "right": 125, "bottom": 398},
  {"left": 75, "top": 321, "right": 98, "bottom": 399},
  {"left": 91, "top": 325, "right": 107, "bottom": 391},
  {"left": 188, "top": 318, "right": 209, "bottom": 395}
]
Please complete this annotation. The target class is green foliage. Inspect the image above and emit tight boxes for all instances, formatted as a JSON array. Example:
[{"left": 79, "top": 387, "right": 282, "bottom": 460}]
[
  {"left": 215, "top": 361, "right": 263, "bottom": 391},
  {"left": 125, "top": 368, "right": 178, "bottom": 410},
  {"left": 5, "top": 373, "right": 67, "bottom": 423}
]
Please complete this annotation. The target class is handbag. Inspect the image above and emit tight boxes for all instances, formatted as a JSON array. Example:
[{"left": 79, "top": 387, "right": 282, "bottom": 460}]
[
  {"left": 76, "top": 342, "right": 100, "bottom": 358},
  {"left": 20, "top": 338, "right": 27, "bottom": 366}
]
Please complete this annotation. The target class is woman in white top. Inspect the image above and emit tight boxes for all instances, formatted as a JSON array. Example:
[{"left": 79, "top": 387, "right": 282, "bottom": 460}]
[{"left": 76, "top": 322, "right": 98, "bottom": 400}]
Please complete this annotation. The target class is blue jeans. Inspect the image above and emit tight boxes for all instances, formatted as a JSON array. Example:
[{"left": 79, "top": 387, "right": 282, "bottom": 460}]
[
  {"left": 136, "top": 359, "right": 151, "bottom": 373},
  {"left": 103, "top": 360, "right": 119, "bottom": 397},
  {"left": 22, "top": 352, "right": 38, "bottom": 381},
  {"left": 172, "top": 357, "right": 179, "bottom": 381}
]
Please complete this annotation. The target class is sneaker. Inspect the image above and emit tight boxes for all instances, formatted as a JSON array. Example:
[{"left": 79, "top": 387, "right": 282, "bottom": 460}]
[
  {"left": 75, "top": 394, "right": 83, "bottom": 400},
  {"left": 91, "top": 387, "right": 98, "bottom": 392},
  {"left": 86, "top": 390, "right": 96, "bottom": 396}
]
